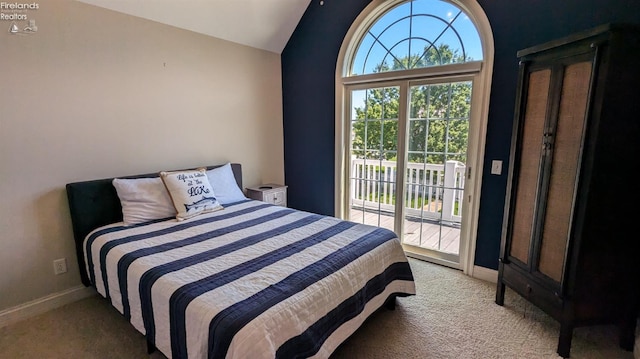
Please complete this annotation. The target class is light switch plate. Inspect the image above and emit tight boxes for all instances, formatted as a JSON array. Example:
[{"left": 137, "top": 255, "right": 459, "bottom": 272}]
[{"left": 491, "top": 160, "right": 502, "bottom": 175}]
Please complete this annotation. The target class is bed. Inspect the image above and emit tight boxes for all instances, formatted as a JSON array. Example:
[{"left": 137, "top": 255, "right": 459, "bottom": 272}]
[{"left": 66, "top": 163, "right": 416, "bottom": 359}]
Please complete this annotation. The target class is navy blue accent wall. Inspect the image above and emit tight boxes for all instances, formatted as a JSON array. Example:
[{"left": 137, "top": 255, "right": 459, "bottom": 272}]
[
  {"left": 282, "top": 0, "right": 372, "bottom": 217},
  {"left": 282, "top": 0, "right": 640, "bottom": 269}
]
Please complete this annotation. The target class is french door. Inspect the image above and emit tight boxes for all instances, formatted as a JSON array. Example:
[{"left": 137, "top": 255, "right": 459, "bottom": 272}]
[{"left": 347, "top": 76, "right": 473, "bottom": 267}]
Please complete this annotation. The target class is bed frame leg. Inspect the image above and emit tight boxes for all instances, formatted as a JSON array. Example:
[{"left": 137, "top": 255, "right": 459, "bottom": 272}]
[
  {"left": 147, "top": 339, "right": 156, "bottom": 354},
  {"left": 384, "top": 295, "right": 397, "bottom": 310}
]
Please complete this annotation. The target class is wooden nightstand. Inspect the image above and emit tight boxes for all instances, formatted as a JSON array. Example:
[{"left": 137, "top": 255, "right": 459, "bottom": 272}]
[{"left": 246, "top": 184, "right": 287, "bottom": 207}]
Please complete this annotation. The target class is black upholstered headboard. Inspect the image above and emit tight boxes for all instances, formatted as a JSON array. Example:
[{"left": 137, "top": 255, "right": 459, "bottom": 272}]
[{"left": 66, "top": 163, "right": 242, "bottom": 286}]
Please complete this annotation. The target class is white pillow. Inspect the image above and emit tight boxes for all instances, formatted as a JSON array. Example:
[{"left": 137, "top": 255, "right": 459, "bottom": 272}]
[
  {"left": 112, "top": 177, "right": 176, "bottom": 226},
  {"left": 206, "top": 163, "right": 247, "bottom": 205},
  {"left": 160, "top": 168, "right": 223, "bottom": 220}
]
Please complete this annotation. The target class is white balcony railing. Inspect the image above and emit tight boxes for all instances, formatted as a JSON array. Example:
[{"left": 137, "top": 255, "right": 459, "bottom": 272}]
[{"left": 350, "top": 159, "right": 465, "bottom": 223}]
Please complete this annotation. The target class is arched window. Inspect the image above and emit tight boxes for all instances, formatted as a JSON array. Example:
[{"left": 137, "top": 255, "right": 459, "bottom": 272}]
[
  {"left": 350, "top": 0, "right": 483, "bottom": 75},
  {"left": 336, "top": 0, "right": 493, "bottom": 275}
]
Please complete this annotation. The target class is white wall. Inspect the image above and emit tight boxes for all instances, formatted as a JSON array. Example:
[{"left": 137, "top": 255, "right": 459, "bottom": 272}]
[{"left": 0, "top": 0, "right": 284, "bottom": 311}]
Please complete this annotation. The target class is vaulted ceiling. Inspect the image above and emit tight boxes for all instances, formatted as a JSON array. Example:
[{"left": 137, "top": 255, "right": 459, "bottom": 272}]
[{"left": 78, "top": 0, "right": 312, "bottom": 53}]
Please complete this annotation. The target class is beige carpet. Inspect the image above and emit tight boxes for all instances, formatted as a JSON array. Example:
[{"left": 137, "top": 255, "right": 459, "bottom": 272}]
[{"left": 0, "top": 259, "right": 635, "bottom": 359}]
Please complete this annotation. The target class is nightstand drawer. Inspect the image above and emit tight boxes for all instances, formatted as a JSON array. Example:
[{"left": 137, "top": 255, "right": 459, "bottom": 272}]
[
  {"left": 246, "top": 184, "right": 287, "bottom": 207},
  {"left": 264, "top": 190, "right": 286, "bottom": 206}
]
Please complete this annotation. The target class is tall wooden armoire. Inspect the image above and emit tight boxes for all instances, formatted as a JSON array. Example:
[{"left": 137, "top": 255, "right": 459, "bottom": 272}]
[{"left": 496, "top": 24, "right": 640, "bottom": 358}]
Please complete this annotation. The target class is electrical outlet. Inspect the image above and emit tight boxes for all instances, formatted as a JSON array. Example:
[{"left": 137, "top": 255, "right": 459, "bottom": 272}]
[{"left": 53, "top": 258, "right": 67, "bottom": 275}]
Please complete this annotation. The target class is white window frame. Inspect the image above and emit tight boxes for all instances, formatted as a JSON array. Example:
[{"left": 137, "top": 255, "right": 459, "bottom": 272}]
[{"left": 334, "top": 0, "right": 494, "bottom": 276}]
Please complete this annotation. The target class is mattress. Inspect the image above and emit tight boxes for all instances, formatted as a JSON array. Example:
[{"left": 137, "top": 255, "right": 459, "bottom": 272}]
[{"left": 84, "top": 199, "right": 416, "bottom": 359}]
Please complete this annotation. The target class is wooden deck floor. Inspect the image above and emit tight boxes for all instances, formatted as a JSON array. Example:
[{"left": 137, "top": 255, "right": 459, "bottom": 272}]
[{"left": 349, "top": 207, "right": 461, "bottom": 255}]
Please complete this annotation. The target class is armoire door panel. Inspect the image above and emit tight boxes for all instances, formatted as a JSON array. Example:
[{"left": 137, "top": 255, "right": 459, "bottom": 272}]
[
  {"left": 509, "top": 69, "right": 551, "bottom": 264},
  {"left": 538, "top": 61, "right": 592, "bottom": 282}
]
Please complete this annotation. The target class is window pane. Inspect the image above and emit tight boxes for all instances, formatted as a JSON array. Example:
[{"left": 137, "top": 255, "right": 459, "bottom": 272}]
[
  {"left": 351, "top": 120, "right": 365, "bottom": 151},
  {"left": 408, "top": 119, "right": 426, "bottom": 152},
  {"left": 382, "top": 120, "right": 398, "bottom": 152}
]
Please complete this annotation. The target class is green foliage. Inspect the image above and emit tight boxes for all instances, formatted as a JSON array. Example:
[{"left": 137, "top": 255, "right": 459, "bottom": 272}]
[{"left": 352, "top": 44, "right": 472, "bottom": 164}]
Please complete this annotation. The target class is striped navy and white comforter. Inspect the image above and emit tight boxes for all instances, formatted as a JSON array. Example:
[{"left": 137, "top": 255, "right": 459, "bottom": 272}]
[{"left": 84, "top": 199, "right": 416, "bottom": 359}]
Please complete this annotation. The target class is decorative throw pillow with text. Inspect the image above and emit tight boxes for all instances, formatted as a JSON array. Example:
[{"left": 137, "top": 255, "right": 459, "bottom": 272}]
[{"left": 160, "top": 168, "right": 223, "bottom": 220}]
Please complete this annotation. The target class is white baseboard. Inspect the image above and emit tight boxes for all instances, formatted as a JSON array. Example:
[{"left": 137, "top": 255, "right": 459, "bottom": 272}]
[
  {"left": 0, "top": 285, "right": 96, "bottom": 328},
  {"left": 472, "top": 265, "right": 498, "bottom": 283}
]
